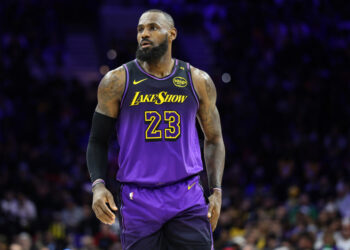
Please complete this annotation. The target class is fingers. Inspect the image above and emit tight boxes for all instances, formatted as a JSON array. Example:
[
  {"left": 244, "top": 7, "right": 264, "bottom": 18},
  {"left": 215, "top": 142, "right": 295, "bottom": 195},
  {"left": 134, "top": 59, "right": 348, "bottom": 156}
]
[
  {"left": 210, "top": 207, "right": 219, "bottom": 231},
  {"left": 211, "top": 211, "right": 218, "bottom": 231},
  {"left": 94, "top": 205, "right": 111, "bottom": 224},
  {"left": 207, "top": 202, "right": 213, "bottom": 219},
  {"left": 207, "top": 193, "right": 222, "bottom": 232},
  {"left": 93, "top": 202, "right": 116, "bottom": 225},
  {"left": 92, "top": 187, "right": 118, "bottom": 225},
  {"left": 208, "top": 201, "right": 220, "bottom": 232},
  {"left": 207, "top": 201, "right": 215, "bottom": 231},
  {"left": 97, "top": 203, "right": 116, "bottom": 224},
  {"left": 106, "top": 192, "right": 118, "bottom": 211}
]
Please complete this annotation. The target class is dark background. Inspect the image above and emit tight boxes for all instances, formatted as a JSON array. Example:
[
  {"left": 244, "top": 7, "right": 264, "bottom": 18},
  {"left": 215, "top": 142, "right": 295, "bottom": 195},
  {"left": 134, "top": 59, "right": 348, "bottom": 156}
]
[{"left": 1, "top": 0, "right": 350, "bottom": 249}]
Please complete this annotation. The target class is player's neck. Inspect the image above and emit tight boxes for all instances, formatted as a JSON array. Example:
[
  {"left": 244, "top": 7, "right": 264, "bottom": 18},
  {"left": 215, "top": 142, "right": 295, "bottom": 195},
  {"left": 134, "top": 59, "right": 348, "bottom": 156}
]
[{"left": 138, "top": 53, "right": 174, "bottom": 78}]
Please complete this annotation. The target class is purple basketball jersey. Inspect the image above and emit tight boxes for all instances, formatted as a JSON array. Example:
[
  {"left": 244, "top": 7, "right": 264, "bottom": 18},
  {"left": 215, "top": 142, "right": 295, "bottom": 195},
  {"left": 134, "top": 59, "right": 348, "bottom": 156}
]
[{"left": 115, "top": 59, "right": 203, "bottom": 185}]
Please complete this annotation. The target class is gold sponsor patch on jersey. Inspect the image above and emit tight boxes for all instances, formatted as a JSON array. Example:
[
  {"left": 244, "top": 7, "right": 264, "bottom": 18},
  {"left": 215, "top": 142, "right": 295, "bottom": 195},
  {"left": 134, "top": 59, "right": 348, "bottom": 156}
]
[{"left": 173, "top": 76, "right": 187, "bottom": 87}]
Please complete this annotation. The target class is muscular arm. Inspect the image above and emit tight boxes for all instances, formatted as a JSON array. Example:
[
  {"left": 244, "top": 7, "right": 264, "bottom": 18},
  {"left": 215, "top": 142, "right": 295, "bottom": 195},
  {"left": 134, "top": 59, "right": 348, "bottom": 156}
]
[
  {"left": 96, "top": 66, "right": 126, "bottom": 118},
  {"left": 191, "top": 67, "right": 225, "bottom": 190},
  {"left": 86, "top": 66, "right": 125, "bottom": 225},
  {"left": 191, "top": 66, "right": 225, "bottom": 231},
  {"left": 86, "top": 66, "right": 125, "bottom": 182}
]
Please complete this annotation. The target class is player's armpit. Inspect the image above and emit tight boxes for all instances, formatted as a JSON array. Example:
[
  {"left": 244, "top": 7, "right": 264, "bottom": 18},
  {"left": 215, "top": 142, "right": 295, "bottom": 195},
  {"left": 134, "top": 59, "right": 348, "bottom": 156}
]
[{"left": 96, "top": 66, "right": 126, "bottom": 118}]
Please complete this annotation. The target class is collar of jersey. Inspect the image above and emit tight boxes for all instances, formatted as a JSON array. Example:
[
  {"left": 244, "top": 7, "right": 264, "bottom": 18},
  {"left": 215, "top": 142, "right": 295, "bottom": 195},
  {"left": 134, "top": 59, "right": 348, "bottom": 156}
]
[{"left": 134, "top": 59, "right": 178, "bottom": 81}]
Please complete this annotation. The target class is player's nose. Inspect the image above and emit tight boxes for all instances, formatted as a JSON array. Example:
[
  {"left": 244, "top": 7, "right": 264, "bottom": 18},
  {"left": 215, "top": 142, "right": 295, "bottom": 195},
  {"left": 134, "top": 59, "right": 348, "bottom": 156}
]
[{"left": 140, "top": 29, "right": 150, "bottom": 39}]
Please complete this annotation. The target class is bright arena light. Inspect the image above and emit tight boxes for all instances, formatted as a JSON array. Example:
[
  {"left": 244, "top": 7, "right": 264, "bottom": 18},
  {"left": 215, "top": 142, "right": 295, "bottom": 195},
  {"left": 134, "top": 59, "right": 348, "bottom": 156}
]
[
  {"left": 221, "top": 73, "right": 231, "bottom": 83},
  {"left": 107, "top": 49, "right": 117, "bottom": 60}
]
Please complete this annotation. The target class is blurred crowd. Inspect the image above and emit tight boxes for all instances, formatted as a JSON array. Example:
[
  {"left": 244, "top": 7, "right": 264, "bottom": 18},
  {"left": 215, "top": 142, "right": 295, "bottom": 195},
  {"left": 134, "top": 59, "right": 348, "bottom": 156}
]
[{"left": 1, "top": 0, "right": 350, "bottom": 249}]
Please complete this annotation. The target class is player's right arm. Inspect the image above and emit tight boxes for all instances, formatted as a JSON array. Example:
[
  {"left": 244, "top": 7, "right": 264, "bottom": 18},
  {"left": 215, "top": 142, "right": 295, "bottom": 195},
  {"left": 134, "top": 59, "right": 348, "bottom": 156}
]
[{"left": 86, "top": 66, "right": 126, "bottom": 225}]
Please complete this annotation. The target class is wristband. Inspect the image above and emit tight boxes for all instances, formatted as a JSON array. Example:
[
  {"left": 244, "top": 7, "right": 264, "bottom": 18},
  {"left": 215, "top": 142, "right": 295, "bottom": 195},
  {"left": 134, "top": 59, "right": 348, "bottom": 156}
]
[
  {"left": 212, "top": 187, "right": 222, "bottom": 193},
  {"left": 92, "top": 179, "right": 105, "bottom": 189}
]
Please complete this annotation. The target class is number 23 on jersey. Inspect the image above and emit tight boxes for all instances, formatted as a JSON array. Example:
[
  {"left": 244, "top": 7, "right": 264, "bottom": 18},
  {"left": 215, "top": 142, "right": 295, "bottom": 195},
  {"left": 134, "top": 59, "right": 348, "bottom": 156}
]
[{"left": 144, "top": 111, "right": 181, "bottom": 141}]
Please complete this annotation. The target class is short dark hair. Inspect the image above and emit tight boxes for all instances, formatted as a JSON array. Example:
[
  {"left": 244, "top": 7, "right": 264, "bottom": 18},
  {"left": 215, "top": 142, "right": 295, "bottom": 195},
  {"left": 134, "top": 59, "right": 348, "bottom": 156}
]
[{"left": 142, "top": 9, "right": 175, "bottom": 28}]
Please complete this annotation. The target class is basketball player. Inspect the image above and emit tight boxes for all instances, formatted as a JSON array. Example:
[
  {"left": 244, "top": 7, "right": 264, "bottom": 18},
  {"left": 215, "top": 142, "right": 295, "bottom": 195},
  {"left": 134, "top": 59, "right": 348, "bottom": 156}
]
[{"left": 86, "top": 9, "right": 225, "bottom": 249}]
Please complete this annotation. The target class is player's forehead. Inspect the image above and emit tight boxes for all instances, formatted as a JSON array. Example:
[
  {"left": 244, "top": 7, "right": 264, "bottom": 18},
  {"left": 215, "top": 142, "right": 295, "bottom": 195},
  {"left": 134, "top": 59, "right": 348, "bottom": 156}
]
[{"left": 138, "top": 12, "right": 168, "bottom": 27}]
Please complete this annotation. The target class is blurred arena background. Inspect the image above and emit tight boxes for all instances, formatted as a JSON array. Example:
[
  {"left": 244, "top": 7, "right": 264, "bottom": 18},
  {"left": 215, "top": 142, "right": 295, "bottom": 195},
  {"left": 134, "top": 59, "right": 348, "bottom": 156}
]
[{"left": 1, "top": 0, "right": 350, "bottom": 249}]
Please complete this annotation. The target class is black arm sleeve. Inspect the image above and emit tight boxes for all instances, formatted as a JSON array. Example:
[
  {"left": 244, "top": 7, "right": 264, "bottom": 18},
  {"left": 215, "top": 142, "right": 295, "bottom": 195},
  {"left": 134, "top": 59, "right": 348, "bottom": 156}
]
[{"left": 86, "top": 112, "right": 116, "bottom": 182}]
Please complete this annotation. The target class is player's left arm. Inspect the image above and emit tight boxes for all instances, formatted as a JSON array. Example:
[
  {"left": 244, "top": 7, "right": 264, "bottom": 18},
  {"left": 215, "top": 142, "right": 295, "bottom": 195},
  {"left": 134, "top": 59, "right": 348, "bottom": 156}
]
[{"left": 191, "top": 66, "right": 225, "bottom": 231}]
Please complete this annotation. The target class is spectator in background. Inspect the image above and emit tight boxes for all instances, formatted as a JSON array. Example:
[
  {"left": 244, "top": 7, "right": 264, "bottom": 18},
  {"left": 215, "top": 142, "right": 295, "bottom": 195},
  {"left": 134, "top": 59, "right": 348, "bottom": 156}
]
[
  {"left": 297, "top": 232, "right": 314, "bottom": 250},
  {"left": 77, "top": 204, "right": 100, "bottom": 237},
  {"left": 14, "top": 194, "right": 37, "bottom": 230},
  {"left": 0, "top": 234, "right": 7, "bottom": 250},
  {"left": 264, "top": 233, "right": 279, "bottom": 249},
  {"left": 1, "top": 191, "right": 17, "bottom": 219},
  {"left": 16, "top": 232, "right": 36, "bottom": 250},
  {"left": 61, "top": 197, "right": 83, "bottom": 232},
  {"left": 335, "top": 218, "right": 350, "bottom": 249},
  {"left": 94, "top": 224, "right": 118, "bottom": 250},
  {"left": 80, "top": 235, "right": 99, "bottom": 250},
  {"left": 318, "top": 229, "right": 337, "bottom": 250},
  {"left": 9, "top": 243, "right": 22, "bottom": 250},
  {"left": 48, "top": 213, "right": 66, "bottom": 249},
  {"left": 335, "top": 182, "right": 350, "bottom": 218}
]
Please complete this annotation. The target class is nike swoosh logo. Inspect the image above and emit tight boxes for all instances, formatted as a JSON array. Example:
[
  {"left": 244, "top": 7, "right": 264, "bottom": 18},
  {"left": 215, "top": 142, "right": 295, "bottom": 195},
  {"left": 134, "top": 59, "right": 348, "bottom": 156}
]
[
  {"left": 188, "top": 182, "right": 196, "bottom": 190},
  {"left": 133, "top": 78, "right": 148, "bottom": 85}
]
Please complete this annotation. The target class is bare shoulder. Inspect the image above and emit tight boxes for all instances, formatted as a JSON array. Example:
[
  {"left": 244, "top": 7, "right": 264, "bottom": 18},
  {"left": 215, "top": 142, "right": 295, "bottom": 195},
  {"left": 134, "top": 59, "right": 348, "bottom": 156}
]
[
  {"left": 190, "top": 65, "right": 216, "bottom": 102},
  {"left": 98, "top": 66, "right": 126, "bottom": 99},
  {"left": 96, "top": 66, "right": 126, "bottom": 117}
]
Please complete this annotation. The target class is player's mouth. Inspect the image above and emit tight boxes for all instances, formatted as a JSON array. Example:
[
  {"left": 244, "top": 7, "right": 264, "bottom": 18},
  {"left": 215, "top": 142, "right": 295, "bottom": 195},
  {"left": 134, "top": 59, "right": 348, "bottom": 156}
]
[{"left": 141, "top": 41, "right": 152, "bottom": 48}]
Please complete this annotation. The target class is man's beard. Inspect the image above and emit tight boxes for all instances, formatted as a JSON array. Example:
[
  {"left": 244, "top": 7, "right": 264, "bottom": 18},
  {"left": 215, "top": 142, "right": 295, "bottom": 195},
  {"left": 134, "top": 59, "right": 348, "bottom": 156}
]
[{"left": 136, "top": 35, "right": 168, "bottom": 63}]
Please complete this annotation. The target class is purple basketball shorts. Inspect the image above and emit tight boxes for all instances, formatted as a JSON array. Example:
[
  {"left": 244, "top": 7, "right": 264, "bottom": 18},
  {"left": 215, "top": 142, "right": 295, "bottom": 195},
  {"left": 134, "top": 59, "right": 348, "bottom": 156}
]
[{"left": 114, "top": 175, "right": 213, "bottom": 250}]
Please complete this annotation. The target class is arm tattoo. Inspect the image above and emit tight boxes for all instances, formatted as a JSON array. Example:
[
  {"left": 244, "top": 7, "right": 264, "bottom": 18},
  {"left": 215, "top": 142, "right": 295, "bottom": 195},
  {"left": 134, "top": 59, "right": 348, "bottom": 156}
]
[
  {"left": 197, "top": 72, "right": 225, "bottom": 190},
  {"left": 96, "top": 67, "right": 125, "bottom": 118}
]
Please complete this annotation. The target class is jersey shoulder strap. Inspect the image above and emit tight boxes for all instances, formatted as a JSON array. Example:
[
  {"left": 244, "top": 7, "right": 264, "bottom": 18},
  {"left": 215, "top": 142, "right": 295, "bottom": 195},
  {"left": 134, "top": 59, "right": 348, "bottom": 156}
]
[{"left": 176, "top": 59, "right": 199, "bottom": 107}]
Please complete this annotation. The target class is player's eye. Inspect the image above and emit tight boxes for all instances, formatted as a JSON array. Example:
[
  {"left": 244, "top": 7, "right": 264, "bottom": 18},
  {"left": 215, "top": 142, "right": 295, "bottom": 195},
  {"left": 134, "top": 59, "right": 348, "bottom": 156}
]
[
  {"left": 137, "top": 27, "right": 144, "bottom": 33},
  {"left": 150, "top": 26, "right": 158, "bottom": 31}
]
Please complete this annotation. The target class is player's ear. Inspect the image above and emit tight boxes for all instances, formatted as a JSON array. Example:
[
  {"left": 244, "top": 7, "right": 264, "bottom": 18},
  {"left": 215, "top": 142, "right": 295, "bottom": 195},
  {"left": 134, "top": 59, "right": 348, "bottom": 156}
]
[{"left": 169, "top": 27, "right": 177, "bottom": 41}]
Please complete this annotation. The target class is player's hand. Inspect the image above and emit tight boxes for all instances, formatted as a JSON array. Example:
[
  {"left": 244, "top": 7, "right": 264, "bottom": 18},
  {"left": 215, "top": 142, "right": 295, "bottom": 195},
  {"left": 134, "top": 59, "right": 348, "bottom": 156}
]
[
  {"left": 92, "top": 183, "right": 118, "bottom": 225},
  {"left": 207, "top": 189, "right": 222, "bottom": 231}
]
